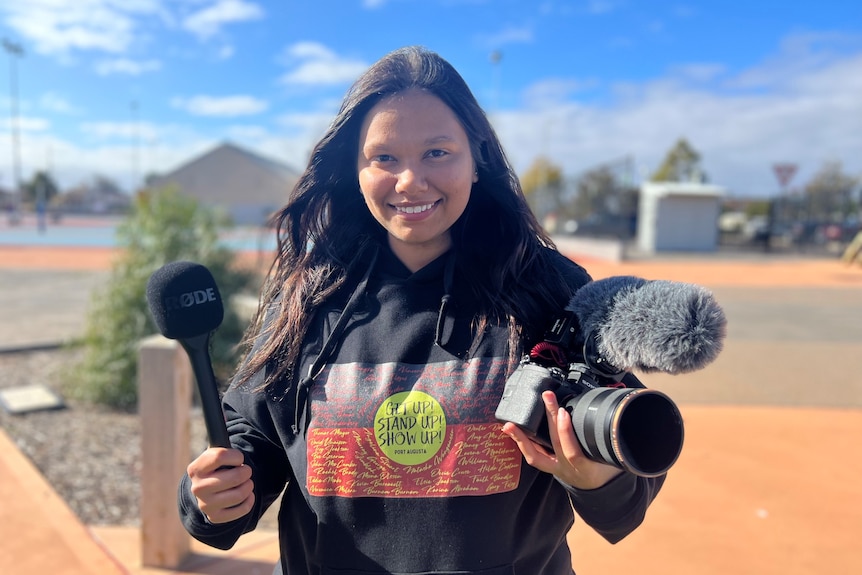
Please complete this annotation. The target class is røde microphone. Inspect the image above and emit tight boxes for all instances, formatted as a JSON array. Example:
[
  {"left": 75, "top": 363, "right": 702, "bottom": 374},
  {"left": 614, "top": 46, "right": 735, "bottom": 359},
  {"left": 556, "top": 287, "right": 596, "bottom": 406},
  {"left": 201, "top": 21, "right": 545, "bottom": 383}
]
[
  {"left": 146, "top": 261, "right": 230, "bottom": 448},
  {"left": 564, "top": 275, "right": 727, "bottom": 375}
]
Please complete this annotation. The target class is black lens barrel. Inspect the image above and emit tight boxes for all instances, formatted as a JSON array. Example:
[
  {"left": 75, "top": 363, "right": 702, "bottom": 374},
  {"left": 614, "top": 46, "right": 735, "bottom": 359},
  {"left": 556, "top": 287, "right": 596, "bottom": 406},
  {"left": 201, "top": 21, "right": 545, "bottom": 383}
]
[{"left": 566, "top": 388, "right": 684, "bottom": 477}]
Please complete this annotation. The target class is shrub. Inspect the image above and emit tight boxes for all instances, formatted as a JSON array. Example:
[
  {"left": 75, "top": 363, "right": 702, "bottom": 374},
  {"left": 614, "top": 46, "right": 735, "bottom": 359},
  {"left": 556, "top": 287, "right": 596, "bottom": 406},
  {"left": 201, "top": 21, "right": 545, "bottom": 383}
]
[{"left": 66, "top": 186, "right": 261, "bottom": 410}]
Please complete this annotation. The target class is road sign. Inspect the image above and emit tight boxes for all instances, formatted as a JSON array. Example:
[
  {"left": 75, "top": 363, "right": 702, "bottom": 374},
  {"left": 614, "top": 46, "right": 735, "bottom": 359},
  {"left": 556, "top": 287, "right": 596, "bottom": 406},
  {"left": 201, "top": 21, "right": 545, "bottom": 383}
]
[{"left": 772, "top": 163, "right": 798, "bottom": 189}]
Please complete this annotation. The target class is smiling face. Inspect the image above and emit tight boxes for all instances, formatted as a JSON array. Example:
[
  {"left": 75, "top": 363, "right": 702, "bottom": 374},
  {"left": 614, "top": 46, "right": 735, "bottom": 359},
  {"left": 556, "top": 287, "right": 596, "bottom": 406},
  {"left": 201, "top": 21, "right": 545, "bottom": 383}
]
[{"left": 357, "top": 89, "right": 477, "bottom": 272}]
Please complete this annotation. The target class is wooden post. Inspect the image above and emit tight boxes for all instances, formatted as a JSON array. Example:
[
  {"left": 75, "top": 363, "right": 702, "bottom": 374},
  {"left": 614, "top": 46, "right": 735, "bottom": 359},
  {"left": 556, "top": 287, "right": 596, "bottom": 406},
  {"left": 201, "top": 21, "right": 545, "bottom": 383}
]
[{"left": 138, "top": 335, "right": 192, "bottom": 568}]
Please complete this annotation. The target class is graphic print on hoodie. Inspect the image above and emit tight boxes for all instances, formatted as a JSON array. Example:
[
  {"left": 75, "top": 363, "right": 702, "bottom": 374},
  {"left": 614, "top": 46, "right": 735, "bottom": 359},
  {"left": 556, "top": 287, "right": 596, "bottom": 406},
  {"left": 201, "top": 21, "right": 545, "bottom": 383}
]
[{"left": 306, "top": 357, "right": 523, "bottom": 498}]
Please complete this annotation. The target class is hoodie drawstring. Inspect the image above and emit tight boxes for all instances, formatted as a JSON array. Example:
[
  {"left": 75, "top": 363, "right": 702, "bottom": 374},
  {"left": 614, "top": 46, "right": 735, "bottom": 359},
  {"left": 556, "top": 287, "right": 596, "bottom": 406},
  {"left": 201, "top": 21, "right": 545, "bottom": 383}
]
[
  {"left": 434, "top": 253, "right": 456, "bottom": 350},
  {"left": 291, "top": 247, "right": 379, "bottom": 434}
]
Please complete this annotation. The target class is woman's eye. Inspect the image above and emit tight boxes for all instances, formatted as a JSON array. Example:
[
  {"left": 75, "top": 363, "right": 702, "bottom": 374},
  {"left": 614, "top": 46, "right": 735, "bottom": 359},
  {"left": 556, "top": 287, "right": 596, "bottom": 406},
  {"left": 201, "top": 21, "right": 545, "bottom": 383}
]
[
  {"left": 427, "top": 149, "right": 448, "bottom": 159},
  {"left": 372, "top": 154, "right": 395, "bottom": 162}
]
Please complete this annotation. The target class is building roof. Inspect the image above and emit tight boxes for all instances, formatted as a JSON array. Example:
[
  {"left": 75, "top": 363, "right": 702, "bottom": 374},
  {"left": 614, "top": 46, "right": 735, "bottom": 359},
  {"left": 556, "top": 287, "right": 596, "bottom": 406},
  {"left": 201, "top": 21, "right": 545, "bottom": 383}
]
[
  {"left": 148, "top": 142, "right": 301, "bottom": 207},
  {"left": 641, "top": 181, "right": 726, "bottom": 198}
]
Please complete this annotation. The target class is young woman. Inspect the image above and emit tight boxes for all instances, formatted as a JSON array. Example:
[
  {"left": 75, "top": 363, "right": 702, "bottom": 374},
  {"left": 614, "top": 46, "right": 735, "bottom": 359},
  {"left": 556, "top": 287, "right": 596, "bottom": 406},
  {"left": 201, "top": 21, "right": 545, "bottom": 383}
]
[{"left": 179, "top": 45, "right": 665, "bottom": 575}]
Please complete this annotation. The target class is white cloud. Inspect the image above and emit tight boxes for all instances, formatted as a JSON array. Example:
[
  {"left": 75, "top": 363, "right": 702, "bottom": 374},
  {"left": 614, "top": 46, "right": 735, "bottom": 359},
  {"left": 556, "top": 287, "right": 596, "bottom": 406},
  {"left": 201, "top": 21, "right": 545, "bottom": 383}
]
[
  {"left": 275, "top": 110, "right": 338, "bottom": 148},
  {"left": 669, "top": 64, "right": 727, "bottom": 83},
  {"left": 39, "top": 93, "right": 79, "bottom": 114},
  {"left": 4, "top": 125, "right": 312, "bottom": 192},
  {"left": 224, "top": 124, "right": 270, "bottom": 140},
  {"left": 95, "top": 58, "right": 162, "bottom": 76},
  {"left": 80, "top": 121, "right": 160, "bottom": 142},
  {"left": 0, "top": 0, "right": 163, "bottom": 55},
  {"left": 182, "top": 0, "right": 264, "bottom": 40},
  {"left": 2, "top": 116, "right": 50, "bottom": 131},
  {"left": 586, "top": 1, "right": 619, "bottom": 14},
  {"left": 170, "top": 95, "right": 269, "bottom": 117},
  {"left": 0, "top": 22, "right": 856, "bottom": 201},
  {"left": 522, "top": 77, "right": 599, "bottom": 107},
  {"left": 0, "top": 0, "right": 262, "bottom": 57},
  {"left": 9, "top": 131, "right": 213, "bottom": 191},
  {"left": 497, "top": 37, "right": 862, "bottom": 197},
  {"left": 646, "top": 19, "right": 665, "bottom": 34},
  {"left": 279, "top": 42, "right": 369, "bottom": 86},
  {"left": 477, "top": 25, "right": 534, "bottom": 49},
  {"left": 217, "top": 44, "right": 235, "bottom": 60},
  {"left": 286, "top": 42, "right": 336, "bottom": 60},
  {"left": 728, "top": 31, "right": 858, "bottom": 91},
  {"left": 0, "top": 119, "right": 220, "bottom": 190}
]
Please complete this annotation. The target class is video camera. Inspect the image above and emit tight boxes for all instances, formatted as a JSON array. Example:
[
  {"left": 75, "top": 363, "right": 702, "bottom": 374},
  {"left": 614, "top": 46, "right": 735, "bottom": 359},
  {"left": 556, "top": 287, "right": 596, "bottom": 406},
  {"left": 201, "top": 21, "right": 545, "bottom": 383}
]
[{"left": 495, "top": 305, "right": 685, "bottom": 478}]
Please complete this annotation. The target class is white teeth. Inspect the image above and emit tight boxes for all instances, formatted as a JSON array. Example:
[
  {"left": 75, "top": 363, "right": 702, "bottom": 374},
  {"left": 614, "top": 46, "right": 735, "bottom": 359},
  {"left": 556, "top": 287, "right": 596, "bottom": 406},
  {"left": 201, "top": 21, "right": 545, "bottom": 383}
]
[{"left": 396, "top": 203, "right": 434, "bottom": 214}]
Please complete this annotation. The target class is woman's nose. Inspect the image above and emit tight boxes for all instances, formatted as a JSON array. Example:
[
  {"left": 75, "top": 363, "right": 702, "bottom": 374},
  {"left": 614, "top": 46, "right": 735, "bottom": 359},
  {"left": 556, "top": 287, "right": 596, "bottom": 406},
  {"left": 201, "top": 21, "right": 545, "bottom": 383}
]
[{"left": 395, "top": 165, "right": 428, "bottom": 194}]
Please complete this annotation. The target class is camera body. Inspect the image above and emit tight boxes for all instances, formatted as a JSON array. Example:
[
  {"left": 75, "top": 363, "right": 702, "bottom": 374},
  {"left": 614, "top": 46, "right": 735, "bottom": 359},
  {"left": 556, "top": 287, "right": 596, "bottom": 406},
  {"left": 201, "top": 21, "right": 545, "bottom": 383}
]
[
  {"left": 494, "top": 357, "right": 612, "bottom": 451},
  {"left": 494, "top": 362, "right": 569, "bottom": 444},
  {"left": 495, "top": 310, "right": 684, "bottom": 478}
]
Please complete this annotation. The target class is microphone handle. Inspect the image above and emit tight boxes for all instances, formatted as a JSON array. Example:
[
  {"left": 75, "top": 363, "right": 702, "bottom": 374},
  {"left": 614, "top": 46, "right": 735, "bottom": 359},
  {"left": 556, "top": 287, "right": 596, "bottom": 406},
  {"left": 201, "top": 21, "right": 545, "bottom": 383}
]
[{"left": 180, "top": 335, "right": 231, "bottom": 448}]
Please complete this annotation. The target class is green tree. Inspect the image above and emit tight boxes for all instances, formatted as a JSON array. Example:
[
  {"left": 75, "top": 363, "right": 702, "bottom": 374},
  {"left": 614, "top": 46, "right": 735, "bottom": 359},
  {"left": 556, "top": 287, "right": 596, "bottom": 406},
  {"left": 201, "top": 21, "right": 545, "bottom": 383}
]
[
  {"left": 568, "top": 165, "right": 639, "bottom": 236},
  {"left": 572, "top": 157, "right": 639, "bottom": 220},
  {"left": 651, "top": 138, "right": 707, "bottom": 183},
  {"left": 22, "top": 171, "right": 60, "bottom": 206},
  {"left": 66, "top": 186, "right": 259, "bottom": 410},
  {"left": 744, "top": 200, "right": 771, "bottom": 219},
  {"left": 572, "top": 167, "right": 616, "bottom": 218},
  {"left": 520, "top": 156, "right": 564, "bottom": 218},
  {"left": 803, "top": 161, "right": 860, "bottom": 221}
]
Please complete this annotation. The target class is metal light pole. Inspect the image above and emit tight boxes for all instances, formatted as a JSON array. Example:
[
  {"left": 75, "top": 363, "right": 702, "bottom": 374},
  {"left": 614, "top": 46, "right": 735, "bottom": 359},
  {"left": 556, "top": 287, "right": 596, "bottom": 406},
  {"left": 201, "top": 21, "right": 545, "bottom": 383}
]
[
  {"left": 131, "top": 100, "right": 140, "bottom": 193},
  {"left": 489, "top": 50, "right": 502, "bottom": 116},
  {"left": 2, "top": 38, "right": 23, "bottom": 224}
]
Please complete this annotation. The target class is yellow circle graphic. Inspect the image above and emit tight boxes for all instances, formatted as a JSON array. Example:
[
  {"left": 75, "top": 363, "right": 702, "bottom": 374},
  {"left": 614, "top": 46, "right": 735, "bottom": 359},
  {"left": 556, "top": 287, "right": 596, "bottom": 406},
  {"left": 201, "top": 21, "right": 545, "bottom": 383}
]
[{"left": 374, "top": 391, "right": 447, "bottom": 465}]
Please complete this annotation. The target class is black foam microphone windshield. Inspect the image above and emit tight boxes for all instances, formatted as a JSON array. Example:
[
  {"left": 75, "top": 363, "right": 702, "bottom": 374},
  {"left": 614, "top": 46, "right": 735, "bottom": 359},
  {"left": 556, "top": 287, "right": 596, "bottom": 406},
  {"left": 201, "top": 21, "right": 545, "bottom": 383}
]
[
  {"left": 146, "top": 261, "right": 230, "bottom": 448},
  {"left": 565, "top": 275, "right": 727, "bottom": 375}
]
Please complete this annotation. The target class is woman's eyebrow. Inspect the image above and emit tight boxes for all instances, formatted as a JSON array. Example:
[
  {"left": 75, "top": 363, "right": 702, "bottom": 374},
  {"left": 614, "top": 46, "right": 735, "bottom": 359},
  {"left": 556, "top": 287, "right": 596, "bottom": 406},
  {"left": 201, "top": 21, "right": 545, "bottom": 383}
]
[{"left": 423, "top": 135, "right": 457, "bottom": 145}]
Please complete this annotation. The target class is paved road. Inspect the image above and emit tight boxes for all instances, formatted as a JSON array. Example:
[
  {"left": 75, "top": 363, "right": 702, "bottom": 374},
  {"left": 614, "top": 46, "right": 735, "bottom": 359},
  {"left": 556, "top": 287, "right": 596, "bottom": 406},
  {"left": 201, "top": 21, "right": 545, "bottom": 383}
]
[
  {"left": 2, "top": 257, "right": 861, "bottom": 407},
  {"left": 0, "top": 268, "right": 109, "bottom": 351},
  {"left": 647, "top": 284, "right": 862, "bottom": 408}
]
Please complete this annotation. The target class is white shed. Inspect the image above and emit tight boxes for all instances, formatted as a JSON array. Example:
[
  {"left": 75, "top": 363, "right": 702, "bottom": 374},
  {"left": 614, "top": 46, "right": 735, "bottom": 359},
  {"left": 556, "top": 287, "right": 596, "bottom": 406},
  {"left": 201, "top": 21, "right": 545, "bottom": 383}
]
[{"left": 637, "top": 182, "right": 725, "bottom": 253}]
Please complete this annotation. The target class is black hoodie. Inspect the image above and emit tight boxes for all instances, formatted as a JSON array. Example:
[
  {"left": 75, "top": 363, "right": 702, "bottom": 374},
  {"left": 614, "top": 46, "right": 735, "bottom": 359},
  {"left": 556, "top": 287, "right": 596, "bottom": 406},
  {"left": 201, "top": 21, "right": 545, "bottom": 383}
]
[{"left": 179, "top": 243, "right": 665, "bottom": 574}]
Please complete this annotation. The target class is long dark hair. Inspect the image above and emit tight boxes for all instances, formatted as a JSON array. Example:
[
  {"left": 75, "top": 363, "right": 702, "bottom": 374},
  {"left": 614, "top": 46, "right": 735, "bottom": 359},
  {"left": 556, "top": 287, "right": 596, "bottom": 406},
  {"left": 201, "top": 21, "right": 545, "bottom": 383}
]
[{"left": 235, "top": 46, "right": 573, "bottom": 390}]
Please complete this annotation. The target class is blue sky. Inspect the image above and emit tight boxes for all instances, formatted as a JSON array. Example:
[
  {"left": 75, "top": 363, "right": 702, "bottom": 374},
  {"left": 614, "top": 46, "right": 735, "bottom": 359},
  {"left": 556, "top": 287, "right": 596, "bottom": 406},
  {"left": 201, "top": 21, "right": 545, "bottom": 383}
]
[{"left": 0, "top": 0, "right": 859, "bottom": 198}]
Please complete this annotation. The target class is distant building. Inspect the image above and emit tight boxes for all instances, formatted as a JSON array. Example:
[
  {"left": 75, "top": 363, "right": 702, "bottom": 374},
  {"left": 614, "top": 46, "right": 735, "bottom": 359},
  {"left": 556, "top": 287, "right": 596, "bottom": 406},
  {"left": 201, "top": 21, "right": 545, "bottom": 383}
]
[
  {"left": 0, "top": 187, "right": 13, "bottom": 210},
  {"left": 148, "top": 142, "right": 301, "bottom": 226},
  {"left": 637, "top": 181, "right": 725, "bottom": 253},
  {"left": 53, "top": 177, "right": 133, "bottom": 215}
]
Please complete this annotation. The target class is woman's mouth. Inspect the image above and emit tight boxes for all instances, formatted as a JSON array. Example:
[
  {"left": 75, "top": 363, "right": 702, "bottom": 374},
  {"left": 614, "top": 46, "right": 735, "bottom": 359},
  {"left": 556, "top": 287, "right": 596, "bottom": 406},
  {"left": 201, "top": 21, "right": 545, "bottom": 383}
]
[{"left": 392, "top": 201, "right": 439, "bottom": 215}]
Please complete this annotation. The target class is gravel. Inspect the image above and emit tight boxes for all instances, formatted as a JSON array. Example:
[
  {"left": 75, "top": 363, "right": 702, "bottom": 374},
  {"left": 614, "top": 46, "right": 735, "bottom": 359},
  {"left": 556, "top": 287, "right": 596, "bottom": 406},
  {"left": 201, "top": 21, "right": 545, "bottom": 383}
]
[{"left": 0, "top": 347, "right": 280, "bottom": 529}]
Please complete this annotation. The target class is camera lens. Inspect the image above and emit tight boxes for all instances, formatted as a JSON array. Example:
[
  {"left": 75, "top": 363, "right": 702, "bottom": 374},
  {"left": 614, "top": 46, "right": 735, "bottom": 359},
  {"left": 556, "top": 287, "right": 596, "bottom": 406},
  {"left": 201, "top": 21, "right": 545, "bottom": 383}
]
[{"left": 566, "top": 388, "right": 683, "bottom": 477}]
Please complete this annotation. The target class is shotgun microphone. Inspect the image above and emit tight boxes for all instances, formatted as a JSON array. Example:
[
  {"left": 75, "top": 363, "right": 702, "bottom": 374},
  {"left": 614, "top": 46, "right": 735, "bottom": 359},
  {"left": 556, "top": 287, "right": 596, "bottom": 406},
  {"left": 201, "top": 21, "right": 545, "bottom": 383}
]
[
  {"left": 563, "top": 275, "right": 727, "bottom": 375},
  {"left": 496, "top": 275, "right": 727, "bottom": 476},
  {"left": 146, "top": 261, "right": 230, "bottom": 448}
]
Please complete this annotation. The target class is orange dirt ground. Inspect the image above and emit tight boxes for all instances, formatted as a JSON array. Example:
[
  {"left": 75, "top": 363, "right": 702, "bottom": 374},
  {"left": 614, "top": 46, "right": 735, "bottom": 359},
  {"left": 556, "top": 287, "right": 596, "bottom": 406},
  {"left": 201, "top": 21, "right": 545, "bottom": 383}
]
[
  {"left": 2, "top": 244, "right": 861, "bottom": 575},
  {"left": 2, "top": 244, "right": 862, "bottom": 286}
]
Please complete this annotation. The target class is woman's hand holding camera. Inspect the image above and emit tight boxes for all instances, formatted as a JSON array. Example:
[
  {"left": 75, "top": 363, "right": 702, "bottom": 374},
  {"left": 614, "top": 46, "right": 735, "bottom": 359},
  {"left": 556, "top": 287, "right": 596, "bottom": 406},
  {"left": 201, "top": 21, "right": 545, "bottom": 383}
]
[{"left": 502, "top": 391, "right": 623, "bottom": 490}]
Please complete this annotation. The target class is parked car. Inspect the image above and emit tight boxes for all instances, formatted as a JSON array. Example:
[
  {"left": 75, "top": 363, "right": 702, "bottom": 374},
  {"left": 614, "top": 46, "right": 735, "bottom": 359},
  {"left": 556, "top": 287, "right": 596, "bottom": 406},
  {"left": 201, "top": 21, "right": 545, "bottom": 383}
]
[{"left": 562, "top": 214, "right": 636, "bottom": 239}]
